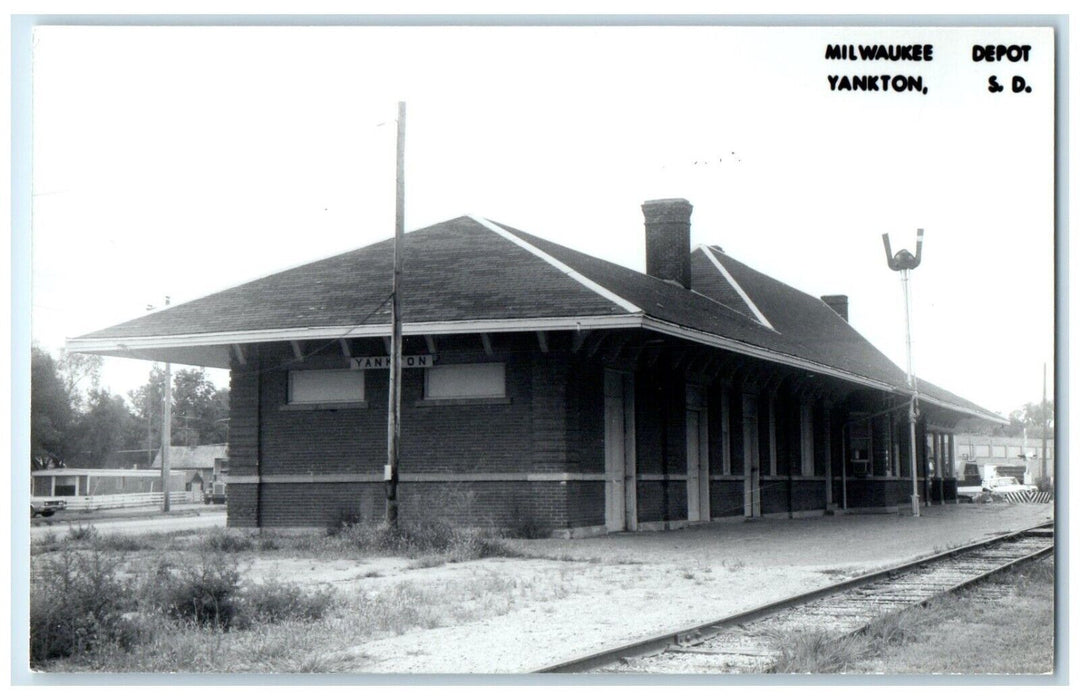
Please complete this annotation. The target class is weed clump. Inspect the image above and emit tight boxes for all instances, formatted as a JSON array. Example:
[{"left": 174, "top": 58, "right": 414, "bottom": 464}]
[
  {"left": 768, "top": 629, "right": 867, "bottom": 673},
  {"left": 147, "top": 554, "right": 242, "bottom": 629},
  {"left": 201, "top": 527, "right": 255, "bottom": 553},
  {"left": 237, "top": 580, "right": 335, "bottom": 625},
  {"left": 336, "top": 520, "right": 513, "bottom": 562}
]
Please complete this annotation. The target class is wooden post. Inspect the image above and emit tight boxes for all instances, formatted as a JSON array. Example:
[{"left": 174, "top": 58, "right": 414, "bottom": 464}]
[{"left": 386, "top": 102, "right": 405, "bottom": 527}]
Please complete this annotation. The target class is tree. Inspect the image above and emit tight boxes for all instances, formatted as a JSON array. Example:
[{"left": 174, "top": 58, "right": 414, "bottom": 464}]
[
  {"left": 172, "top": 368, "right": 229, "bottom": 446},
  {"left": 68, "top": 389, "right": 142, "bottom": 468},
  {"left": 31, "top": 345, "right": 76, "bottom": 466},
  {"left": 129, "top": 366, "right": 230, "bottom": 451},
  {"left": 57, "top": 351, "right": 103, "bottom": 412},
  {"left": 1013, "top": 400, "right": 1054, "bottom": 438},
  {"left": 128, "top": 365, "right": 167, "bottom": 462}
]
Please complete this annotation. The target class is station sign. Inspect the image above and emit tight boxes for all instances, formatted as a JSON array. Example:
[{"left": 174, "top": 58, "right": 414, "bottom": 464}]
[{"left": 350, "top": 355, "right": 435, "bottom": 370}]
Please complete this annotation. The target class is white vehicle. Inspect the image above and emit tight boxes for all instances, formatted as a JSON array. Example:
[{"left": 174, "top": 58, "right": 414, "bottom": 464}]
[{"left": 984, "top": 476, "right": 1038, "bottom": 494}]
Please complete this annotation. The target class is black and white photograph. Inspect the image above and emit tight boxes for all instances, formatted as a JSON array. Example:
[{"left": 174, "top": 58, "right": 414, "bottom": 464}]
[{"left": 15, "top": 11, "right": 1061, "bottom": 683}]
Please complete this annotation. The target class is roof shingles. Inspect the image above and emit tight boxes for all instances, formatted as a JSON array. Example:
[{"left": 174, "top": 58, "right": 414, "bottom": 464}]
[{"left": 73, "top": 214, "right": 999, "bottom": 421}]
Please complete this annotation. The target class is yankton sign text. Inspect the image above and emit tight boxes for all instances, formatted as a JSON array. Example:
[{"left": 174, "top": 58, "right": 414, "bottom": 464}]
[{"left": 350, "top": 355, "right": 435, "bottom": 370}]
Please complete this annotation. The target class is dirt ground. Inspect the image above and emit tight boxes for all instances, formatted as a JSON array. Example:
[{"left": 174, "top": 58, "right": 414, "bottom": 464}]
[{"left": 240, "top": 502, "right": 1052, "bottom": 674}]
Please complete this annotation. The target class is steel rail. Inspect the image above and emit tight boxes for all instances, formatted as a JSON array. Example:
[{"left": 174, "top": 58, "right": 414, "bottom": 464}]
[{"left": 534, "top": 521, "right": 1053, "bottom": 673}]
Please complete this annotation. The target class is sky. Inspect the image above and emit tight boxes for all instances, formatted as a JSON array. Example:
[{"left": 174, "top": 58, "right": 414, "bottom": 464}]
[{"left": 28, "top": 23, "right": 1056, "bottom": 417}]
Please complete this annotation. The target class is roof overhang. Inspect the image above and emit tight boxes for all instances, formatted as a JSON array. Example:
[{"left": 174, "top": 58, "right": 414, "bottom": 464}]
[
  {"left": 916, "top": 394, "right": 1009, "bottom": 425},
  {"left": 68, "top": 312, "right": 1005, "bottom": 425},
  {"left": 66, "top": 314, "right": 646, "bottom": 368}
]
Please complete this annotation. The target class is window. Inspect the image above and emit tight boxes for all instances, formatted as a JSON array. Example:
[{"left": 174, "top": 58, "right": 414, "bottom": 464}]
[
  {"left": 424, "top": 363, "right": 505, "bottom": 399},
  {"left": 288, "top": 369, "right": 364, "bottom": 405}
]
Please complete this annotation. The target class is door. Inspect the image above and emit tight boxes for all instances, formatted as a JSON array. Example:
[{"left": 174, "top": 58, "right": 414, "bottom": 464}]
[
  {"left": 686, "top": 384, "right": 710, "bottom": 523},
  {"left": 743, "top": 392, "right": 761, "bottom": 517},
  {"left": 605, "top": 369, "right": 636, "bottom": 532},
  {"left": 687, "top": 410, "right": 701, "bottom": 522}
]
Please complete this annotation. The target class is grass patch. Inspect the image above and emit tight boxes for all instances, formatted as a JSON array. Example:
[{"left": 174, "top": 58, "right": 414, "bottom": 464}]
[
  {"left": 768, "top": 557, "right": 1055, "bottom": 674},
  {"left": 30, "top": 519, "right": 566, "bottom": 673},
  {"left": 200, "top": 527, "right": 257, "bottom": 553},
  {"left": 37, "top": 557, "right": 571, "bottom": 673}
]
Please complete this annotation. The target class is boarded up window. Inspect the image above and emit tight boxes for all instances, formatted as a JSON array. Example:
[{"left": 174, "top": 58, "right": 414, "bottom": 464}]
[
  {"left": 425, "top": 363, "right": 506, "bottom": 399},
  {"left": 289, "top": 369, "right": 365, "bottom": 404}
]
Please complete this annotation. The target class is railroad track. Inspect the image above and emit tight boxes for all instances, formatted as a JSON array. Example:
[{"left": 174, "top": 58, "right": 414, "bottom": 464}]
[{"left": 536, "top": 521, "right": 1054, "bottom": 674}]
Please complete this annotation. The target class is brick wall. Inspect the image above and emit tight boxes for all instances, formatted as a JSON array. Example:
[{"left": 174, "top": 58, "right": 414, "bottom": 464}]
[
  {"left": 709, "top": 479, "right": 743, "bottom": 519},
  {"left": 225, "top": 333, "right": 613, "bottom": 530},
  {"left": 636, "top": 480, "right": 687, "bottom": 523},
  {"left": 760, "top": 478, "right": 789, "bottom": 514}
]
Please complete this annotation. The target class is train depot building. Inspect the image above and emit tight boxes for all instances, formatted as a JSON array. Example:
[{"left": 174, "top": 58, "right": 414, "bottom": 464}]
[{"left": 70, "top": 200, "right": 1004, "bottom": 535}]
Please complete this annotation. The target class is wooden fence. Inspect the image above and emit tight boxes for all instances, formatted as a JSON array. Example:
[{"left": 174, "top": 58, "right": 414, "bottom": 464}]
[{"left": 57, "top": 491, "right": 198, "bottom": 511}]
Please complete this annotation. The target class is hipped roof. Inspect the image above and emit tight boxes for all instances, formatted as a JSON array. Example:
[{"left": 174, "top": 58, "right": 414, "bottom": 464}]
[{"left": 69, "top": 215, "right": 1003, "bottom": 423}]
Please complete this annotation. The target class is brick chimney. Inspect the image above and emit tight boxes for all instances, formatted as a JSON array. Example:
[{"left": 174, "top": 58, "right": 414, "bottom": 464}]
[
  {"left": 821, "top": 294, "right": 849, "bottom": 321},
  {"left": 642, "top": 198, "right": 693, "bottom": 289}
]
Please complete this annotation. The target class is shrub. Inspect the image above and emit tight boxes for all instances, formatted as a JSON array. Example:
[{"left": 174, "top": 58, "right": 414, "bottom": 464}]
[
  {"left": 236, "top": 581, "right": 335, "bottom": 626},
  {"left": 1035, "top": 476, "right": 1054, "bottom": 493},
  {"left": 503, "top": 496, "right": 552, "bottom": 539},
  {"left": 96, "top": 533, "right": 153, "bottom": 552},
  {"left": 201, "top": 527, "right": 255, "bottom": 553},
  {"left": 148, "top": 554, "right": 242, "bottom": 629},
  {"left": 326, "top": 508, "right": 364, "bottom": 536},
  {"left": 66, "top": 524, "right": 98, "bottom": 542},
  {"left": 30, "top": 547, "right": 138, "bottom": 665},
  {"left": 504, "top": 514, "right": 552, "bottom": 540}
]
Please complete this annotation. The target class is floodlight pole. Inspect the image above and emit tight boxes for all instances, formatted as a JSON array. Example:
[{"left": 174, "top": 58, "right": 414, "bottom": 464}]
[
  {"left": 901, "top": 268, "right": 919, "bottom": 517},
  {"left": 883, "top": 229, "right": 924, "bottom": 517},
  {"left": 386, "top": 101, "right": 405, "bottom": 527},
  {"left": 161, "top": 296, "right": 172, "bottom": 513}
]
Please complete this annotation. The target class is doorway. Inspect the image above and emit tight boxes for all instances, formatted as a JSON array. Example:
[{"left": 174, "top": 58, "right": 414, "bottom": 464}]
[
  {"left": 604, "top": 369, "right": 637, "bottom": 532},
  {"left": 686, "top": 384, "right": 710, "bottom": 522}
]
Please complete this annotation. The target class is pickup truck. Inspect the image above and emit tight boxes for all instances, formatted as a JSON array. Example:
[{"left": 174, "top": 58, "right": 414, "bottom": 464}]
[
  {"left": 31, "top": 498, "right": 67, "bottom": 518},
  {"left": 984, "top": 476, "right": 1038, "bottom": 494}
]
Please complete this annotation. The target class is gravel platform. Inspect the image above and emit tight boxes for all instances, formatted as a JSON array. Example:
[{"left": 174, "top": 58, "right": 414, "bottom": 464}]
[{"left": 333, "top": 502, "right": 1052, "bottom": 674}]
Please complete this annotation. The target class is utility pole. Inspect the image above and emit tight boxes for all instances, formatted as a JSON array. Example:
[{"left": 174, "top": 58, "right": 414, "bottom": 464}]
[
  {"left": 146, "top": 378, "right": 153, "bottom": 469},
  {"left": 883, "top": 229, "right": 924, "bottom": 517},
  {"left": 386, "top": 101, "right": 405, "bottom": 527},
  {"left": 162, "top": 296, "right": 172, "bottom": 513}
]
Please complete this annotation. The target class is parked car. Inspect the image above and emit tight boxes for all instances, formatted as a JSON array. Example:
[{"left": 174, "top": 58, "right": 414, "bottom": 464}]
[
  {"left": 984, "top": 476, "right": 1038, "bottom": 494},
  {"left": 31, "top": 498, "right": 67, "bottom": 518}
]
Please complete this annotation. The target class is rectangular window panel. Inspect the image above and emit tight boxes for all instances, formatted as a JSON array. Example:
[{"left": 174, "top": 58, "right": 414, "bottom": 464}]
[
  {"left": 425, "top": 363, "right": 505, "bottom": 399},
  {"left": 289, "top": 369, "right": 364, "bottom": 404}
]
